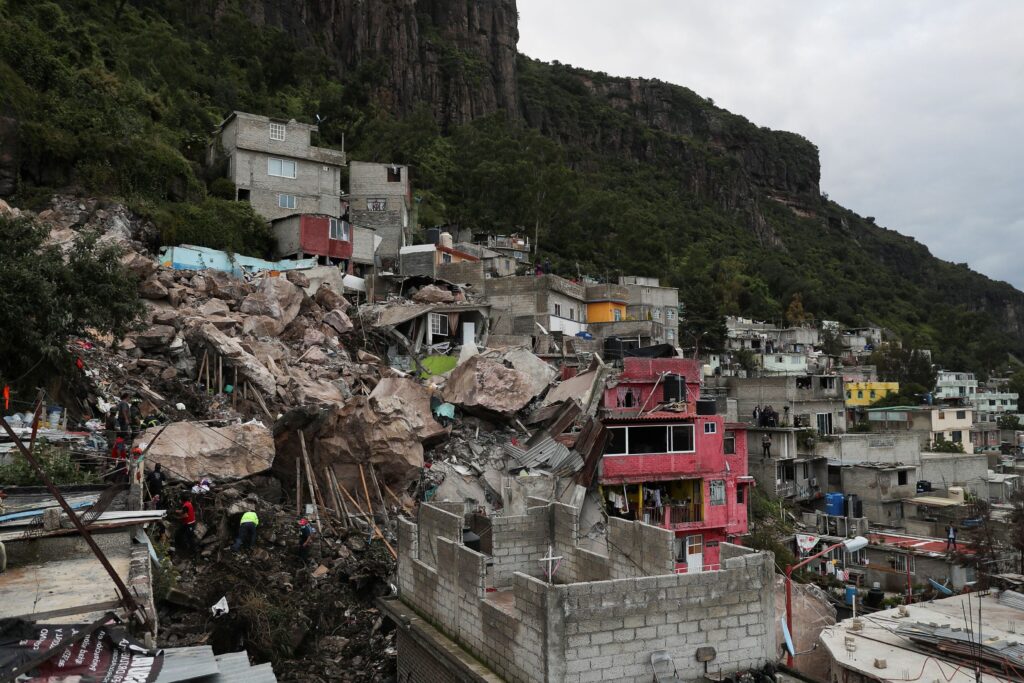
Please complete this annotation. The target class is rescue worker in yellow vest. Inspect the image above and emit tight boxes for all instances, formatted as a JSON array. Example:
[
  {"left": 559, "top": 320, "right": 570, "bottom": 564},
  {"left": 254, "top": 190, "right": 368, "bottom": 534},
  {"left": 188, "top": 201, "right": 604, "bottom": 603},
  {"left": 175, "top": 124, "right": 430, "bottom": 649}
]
[{"left": 232, "top": 510, "right": 259, "bottom": 552}]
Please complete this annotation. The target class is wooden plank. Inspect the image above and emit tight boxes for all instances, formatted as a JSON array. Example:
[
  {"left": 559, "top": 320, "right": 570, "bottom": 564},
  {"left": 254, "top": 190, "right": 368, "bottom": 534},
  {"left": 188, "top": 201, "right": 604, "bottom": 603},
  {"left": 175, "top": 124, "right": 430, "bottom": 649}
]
[{"left": 337, "top": 481, "right": 396, "bottom": 559}]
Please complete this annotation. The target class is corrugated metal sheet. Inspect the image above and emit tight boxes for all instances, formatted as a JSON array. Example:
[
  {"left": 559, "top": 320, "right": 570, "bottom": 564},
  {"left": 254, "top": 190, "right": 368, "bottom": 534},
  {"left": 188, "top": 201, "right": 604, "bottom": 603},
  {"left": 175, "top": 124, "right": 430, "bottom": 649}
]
[
  {"left": 156, "top": 646, "right": 220, "bottom": 682},
  {"left": 504, "top": 436, "right": 583, "bottom": 475},
  {"left": 156, "top": 647, "right": 277, "bottom": 683}
]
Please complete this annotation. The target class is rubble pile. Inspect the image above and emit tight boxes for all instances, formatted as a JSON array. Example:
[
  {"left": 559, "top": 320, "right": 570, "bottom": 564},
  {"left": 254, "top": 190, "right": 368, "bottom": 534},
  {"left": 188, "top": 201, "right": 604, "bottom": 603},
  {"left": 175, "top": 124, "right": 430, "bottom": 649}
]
[
  {"left": 154, "top": 481, "right": 397, "bottom": 683},
  {"left": 11, "top": 195, "right": 611, "bottom": 679}
]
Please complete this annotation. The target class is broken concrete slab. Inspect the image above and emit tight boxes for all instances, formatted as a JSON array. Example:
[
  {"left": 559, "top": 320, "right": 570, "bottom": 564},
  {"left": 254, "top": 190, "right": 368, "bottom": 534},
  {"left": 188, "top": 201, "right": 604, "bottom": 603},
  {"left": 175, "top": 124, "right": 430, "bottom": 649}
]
[
  {"left": 140, "top": 420, "right": 274, "bottom": 481},
  {"left": 441, "top": 354, "right": 535, "bottom": 416}
]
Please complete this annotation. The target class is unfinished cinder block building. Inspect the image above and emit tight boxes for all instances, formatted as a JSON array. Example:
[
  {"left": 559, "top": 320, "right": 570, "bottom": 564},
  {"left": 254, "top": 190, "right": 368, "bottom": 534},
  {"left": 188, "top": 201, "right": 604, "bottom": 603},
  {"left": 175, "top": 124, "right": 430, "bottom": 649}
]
[{"left": 381, "top": 500, "right": 776, "bottom": 683}]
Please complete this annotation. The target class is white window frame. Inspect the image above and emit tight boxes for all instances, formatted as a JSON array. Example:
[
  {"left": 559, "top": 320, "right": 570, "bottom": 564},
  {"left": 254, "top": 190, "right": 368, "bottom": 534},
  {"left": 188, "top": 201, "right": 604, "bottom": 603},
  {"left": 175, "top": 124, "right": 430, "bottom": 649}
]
[
  {"left": 554, "top": 303, "right": 562, "bottom": 317},
  {"left": 277, "top": 193, "right": 296, "bottom": 210},
  {"left": 613, "top": 308, "right": 622, "bottom": 321},
  {"left": 268, "top": 158, "right": 296, "bottom": 178},
  {"left": 269, "top": 122, "right": 286, "bottom": 141},
  {"left": 709, "top": 480, "right": 726, "bottom": 506},
  {"left": 367, "top": 198, "right": 387, "bottom": 212},
  {"left": 704, "top": 422, "right": 717, "bottom": 435},
  {"left": 653, "top": 308, "right": 661, "bottom": 320},
  {"left": 329, "top": 218, "right": 349, "bottom": 241},
  {"left": 429, "top": 312, "right": 449, "bottom": 337}
]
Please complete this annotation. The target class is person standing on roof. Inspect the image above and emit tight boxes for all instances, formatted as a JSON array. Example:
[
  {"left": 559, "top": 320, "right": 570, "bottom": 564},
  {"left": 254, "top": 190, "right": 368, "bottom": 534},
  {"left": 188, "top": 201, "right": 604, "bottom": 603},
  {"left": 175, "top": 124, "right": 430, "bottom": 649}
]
[
  {"left": 232, "top": 510, "right": 260, "bottom": 552},
  {"left": 946, "top": 524, "right": 957, "bottom": 551},
  {"left": 297, "top": 517, "right": 316, "bottom": 561},
  {"left": 176, "top": 493, "right": 198, "bottom": 552},
  {"left": 761, "top": 432, "right": 772, "bottom": 460}
]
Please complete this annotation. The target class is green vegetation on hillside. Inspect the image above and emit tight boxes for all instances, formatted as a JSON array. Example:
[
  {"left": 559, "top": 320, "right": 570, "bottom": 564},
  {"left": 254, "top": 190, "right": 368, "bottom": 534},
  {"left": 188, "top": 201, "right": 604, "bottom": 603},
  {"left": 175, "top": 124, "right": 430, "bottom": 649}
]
[{"left": 1, "top": 0, "right": 1020, "bottom": 373}]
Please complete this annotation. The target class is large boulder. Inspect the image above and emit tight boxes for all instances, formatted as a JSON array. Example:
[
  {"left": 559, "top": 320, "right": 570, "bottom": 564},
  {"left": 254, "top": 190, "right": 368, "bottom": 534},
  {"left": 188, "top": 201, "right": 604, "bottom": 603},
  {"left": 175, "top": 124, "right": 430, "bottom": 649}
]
[
  {"left": 322, "top": 308, "right": 353, "bottom": 335},
  {"left": 411, "top": 285, "right": 455, "bottom": 304},
  {"left": 239, "top": 276, "right": 304, "bottom": 327},
  {"left": 206, "top": 270, "right": 253, "bottom": 302},
  {"left": 370, "top": 378, "right": 447, "bottom": 442},
  {"left": 140, "top": 421, "right": 274, "bottom": 481},
  {"left": 138, "top": 277, "right": 169, "bottom": 300},
  {"left": 189, "top": 323, "right": 276, "bottom": 395},
  {"left": 313, "top": 284, "right": 349, "bottom": 312},
  {"left": 198, "top": 299, "right": 231, "bottom": 317},
  {"left": 121, "top": 252, "right": 157, "bottom": 280},
  {"left": 134, "top": 324, "right": 176, "bottom": 350},
  {"left": 502, "top": 348, "right": 557, "bottom": 399},
  {"left": 441, "top": 354, "right": 535, "bottom": 416}
]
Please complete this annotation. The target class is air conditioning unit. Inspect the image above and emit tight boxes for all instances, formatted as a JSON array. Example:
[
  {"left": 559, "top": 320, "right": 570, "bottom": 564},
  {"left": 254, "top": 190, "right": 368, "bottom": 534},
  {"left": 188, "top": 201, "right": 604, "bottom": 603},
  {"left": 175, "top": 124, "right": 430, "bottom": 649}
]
[{"left": 808, "top": 477, "right": 818, "bottom": 487}]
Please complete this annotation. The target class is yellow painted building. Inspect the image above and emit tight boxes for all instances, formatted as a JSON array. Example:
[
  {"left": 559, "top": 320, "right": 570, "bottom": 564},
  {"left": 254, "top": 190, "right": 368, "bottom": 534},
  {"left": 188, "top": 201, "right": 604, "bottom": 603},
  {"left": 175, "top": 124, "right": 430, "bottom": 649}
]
[
  {"left": 585, "top": 284, "right": 629, "bottom": 323},
  {"left": 845, "top": 381, "right": 899, "bottom": 406}
]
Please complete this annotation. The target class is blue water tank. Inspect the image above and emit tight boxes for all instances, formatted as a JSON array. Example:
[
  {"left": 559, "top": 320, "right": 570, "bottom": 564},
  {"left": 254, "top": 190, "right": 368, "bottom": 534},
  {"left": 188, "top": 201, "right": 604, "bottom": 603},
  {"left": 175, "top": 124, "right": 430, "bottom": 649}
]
[
  {"left": 845, "top": 586, "right": 858, "bottom": 605},
  {"left": 825, "top": 493, "right": 846, "bottom": 516}
]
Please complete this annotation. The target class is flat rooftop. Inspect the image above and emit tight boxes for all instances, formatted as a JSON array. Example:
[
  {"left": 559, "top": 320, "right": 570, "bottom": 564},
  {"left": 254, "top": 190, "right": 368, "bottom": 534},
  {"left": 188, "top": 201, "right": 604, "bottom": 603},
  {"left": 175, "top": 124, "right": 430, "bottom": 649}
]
[
  {"left": 0, "top": 547, "right": 132, "bottom": 621},
  {"left": 820, "top": 593, "right": 1022, "bottom": 683}
]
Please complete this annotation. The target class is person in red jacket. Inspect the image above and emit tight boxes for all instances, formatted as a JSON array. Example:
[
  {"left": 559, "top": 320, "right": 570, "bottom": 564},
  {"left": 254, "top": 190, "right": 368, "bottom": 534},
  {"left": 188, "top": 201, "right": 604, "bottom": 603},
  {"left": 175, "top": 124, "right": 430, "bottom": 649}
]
[{"left": 176, "top": 494, "right": 198, "bottom": 552}]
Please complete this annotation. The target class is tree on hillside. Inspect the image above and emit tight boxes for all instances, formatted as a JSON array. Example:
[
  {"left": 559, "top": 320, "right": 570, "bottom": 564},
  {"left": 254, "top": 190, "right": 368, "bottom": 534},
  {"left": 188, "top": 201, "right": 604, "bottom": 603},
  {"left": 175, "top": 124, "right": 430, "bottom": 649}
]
[
  {"left": 785, "top": 293, "right": 808, "bottom": 326},
  {"left": 869, "top": 346, "right": 936, "bottom": 401},
  {"left": 0, "top": 217, "right": 142, "bottom": 389}
]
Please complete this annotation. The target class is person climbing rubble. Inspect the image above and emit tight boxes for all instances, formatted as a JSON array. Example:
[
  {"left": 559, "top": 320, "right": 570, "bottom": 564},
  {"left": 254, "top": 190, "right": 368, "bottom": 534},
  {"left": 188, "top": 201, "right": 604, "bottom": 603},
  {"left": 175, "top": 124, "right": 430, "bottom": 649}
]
[
  {"left": 176, "top": 493, "right": 198, "bottom": 553},
  {"left": 232, "top": 510, "right": 260, "bottom": 552},
  {"left": 145, "top": 463, "right": 167, "bottom": 509},
  {"left": 297, "top": 517, "right": 316, "bottom": 561}
]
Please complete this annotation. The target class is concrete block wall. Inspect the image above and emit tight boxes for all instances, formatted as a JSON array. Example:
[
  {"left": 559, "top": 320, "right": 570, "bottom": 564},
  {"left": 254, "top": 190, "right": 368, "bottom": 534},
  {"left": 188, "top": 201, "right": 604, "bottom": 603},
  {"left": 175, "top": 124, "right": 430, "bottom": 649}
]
[
  {"left": 399, "top": 249, "right": 436, "bottom": 277},
  {"left": 437, "top": 260, "right": 485, "bottom": 291},
  {"left": 398, "top": 504, "right": 775, "bottom": 683},
  {"left": 558, "top": 545, "right": 775, "bottom": 683},
  {"left": 490, "top": 502, "right": 552, "bottom": 587}
]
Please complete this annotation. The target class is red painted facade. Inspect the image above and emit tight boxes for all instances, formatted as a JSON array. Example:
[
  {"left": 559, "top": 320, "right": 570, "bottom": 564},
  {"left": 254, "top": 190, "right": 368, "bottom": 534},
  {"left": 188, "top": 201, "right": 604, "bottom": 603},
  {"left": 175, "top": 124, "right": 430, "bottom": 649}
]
[
  {"left": 599, "top": 358, "right": 751, "bottom": 572},
  {"left": 298, "top": 215, "right": 353, "bottom": 262}
]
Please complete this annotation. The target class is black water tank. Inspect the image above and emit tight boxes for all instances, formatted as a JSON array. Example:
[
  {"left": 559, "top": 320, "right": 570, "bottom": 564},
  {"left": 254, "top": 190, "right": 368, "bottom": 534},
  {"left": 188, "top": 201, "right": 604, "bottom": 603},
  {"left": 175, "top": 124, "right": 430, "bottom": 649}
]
[
  {"left": 462, "top": 529, "right": 481, "bottom": 553},
  {"left": 664, "top": 374, "right": 686, "bottom": 402},
  {"left": 865, "top": 585, "right": 885, "bottom": 608},
  {"left": 917, "top": 480, "right": 933, "bottom": 493},
  {"left": 425, "top": 227, "right": 441, "bottom": 244},
  {"left": 696, "top": 400, "right": 717, "bottom": 416}
]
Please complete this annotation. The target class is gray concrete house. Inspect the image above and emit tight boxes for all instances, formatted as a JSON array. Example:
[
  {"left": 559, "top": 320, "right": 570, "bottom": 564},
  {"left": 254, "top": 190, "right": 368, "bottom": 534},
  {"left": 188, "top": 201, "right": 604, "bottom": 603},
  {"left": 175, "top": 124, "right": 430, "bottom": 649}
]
[
  {"left": 348, "top": 161, "right": 412, "bottom": 268},
  {"left": 618, "top": 276, "right": 680, "bottom": 345},
  {"left": 208, "top": 111, "right": 346, "bottom": 222}
]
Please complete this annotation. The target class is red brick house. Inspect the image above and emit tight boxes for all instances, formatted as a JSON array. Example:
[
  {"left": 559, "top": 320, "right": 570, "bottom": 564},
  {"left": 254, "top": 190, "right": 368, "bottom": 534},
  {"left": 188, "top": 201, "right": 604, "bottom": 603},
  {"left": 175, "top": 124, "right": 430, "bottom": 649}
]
[
  {"left": 600, "top": 358, "right": 752, "bottom": 572},
  {"left": 272, "top": 212, "right": 353, "bottom": 270}
]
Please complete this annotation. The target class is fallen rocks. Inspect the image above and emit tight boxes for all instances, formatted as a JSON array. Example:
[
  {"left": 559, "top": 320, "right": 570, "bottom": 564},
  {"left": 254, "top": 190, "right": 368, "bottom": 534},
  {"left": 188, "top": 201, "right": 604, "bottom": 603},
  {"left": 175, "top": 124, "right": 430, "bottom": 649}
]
[
  {"left": 323, "top": 308, "right": 353, "bottom": 335},
  {"left": 190, "top": 323, "right": 277, "bottom": 395},
  {"left": 141, "top": 420, "right": 274, "bottom": 481},
  {"left": 411, "top": 284, "right": 454, "bottom": 304},
  {"left": 441, "top": 354, "right": 536, "bottom": 416},
  {"left": 313, "top": 283, "right": 349, "bottom": 312},
  {"left": 138, "top": 277, "right": 169, "bottom": 300},
  {"left": 134, "top": 324, "right": 177, "bottom": 350},
  {"left": 502, "top": 347, "right": 557, "bottom": 399},
  {"left": 239, "top": 276, "right": 304, "bottom": 330}
]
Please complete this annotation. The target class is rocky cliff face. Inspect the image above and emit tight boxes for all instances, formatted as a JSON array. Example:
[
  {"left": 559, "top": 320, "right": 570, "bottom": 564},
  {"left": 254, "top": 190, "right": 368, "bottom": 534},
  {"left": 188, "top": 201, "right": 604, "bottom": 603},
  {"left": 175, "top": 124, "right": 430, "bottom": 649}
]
[{"left": 233, "top": 0, "right": 519, "bottom": 129}]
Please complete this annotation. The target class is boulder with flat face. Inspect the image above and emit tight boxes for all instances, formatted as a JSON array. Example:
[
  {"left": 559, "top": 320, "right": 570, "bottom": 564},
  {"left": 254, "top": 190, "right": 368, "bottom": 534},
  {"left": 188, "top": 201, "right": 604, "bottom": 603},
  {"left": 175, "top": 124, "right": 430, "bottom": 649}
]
[
  {"left": 140, "top": 420, "right": 274, "bottom": 481},
  {"left": 441, "top": 354, "right": 535, "bottom": 416},
  {"left": 239, "top": 276, "right": 304, "bottom": 330},
  {"left": 323, "top": 309, "right": 353, "bottom": 335},
  {"left": 188, "top": 323, "right": 276, "bottom": 395},
  {"left": 411, "top": 285, "right": 455, "bottom": 304}
]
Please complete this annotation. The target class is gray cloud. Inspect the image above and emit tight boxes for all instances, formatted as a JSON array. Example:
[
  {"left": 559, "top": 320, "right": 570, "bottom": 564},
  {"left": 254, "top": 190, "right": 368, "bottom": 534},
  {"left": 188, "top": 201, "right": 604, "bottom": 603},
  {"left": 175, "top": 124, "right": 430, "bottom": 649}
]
[{"left": 516, "top": 1, "right": 1024, "bottom": 288}]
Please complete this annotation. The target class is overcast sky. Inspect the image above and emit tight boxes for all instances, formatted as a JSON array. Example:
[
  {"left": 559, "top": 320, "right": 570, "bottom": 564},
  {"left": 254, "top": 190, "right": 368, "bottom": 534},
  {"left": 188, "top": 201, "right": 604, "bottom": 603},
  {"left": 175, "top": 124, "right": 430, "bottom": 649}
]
[{"left": 516, "top": 1, "right": 1024, "bottom": 290}]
